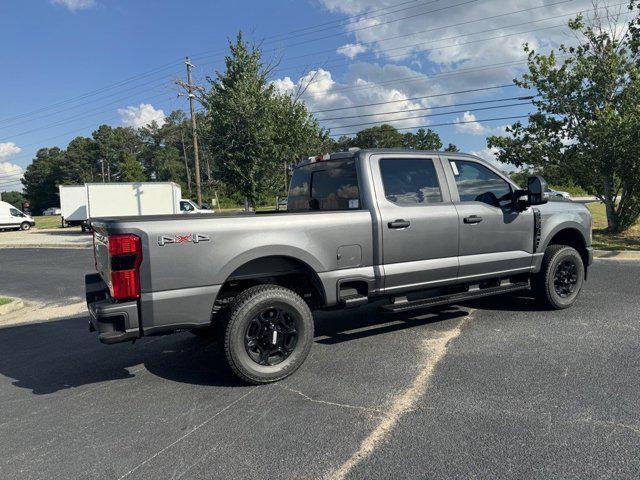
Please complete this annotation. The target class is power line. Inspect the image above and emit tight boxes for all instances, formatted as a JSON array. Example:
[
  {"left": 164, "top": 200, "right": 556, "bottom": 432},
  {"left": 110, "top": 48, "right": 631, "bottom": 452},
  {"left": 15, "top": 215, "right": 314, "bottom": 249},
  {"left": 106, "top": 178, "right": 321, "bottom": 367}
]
[
  {"left": 265, "top": 0, "right": 433, "bottom": 41},
  {"left": 277, "top": 1, "right": 628, "bottom": 75},
  {"left": 188, "top": 0, "right": 438, "bottom": 62},
  {"left": 0, "top": 60, "right": 184, "bottom": 125},
  {"left": 302, "top": 58, "right": 544, "bottom": 98},
  {"left": 0, "top": 87, "right": 175, "bottom": 142},
  {"left": 326, "top": 101, "right": 531, "bottom": 130},
  {"left": 0, "top": 0, "right": 458, "bottom": 126},
  {"left": 275, "top": 0, "right": 578, "bottom": 66},
  {"left": 278, "top": 22, "right": 568, "bottom": 74},
  {"left": 0, "top": 171, "right": 24, "bottom": 180},
  {"left": 0, "top": 3, "right": 589, "bottom": 133},
  {"left": 194, "top": 0, "right": 483, "bottom": 64},
  {"left": 328, "top": 114, "right": 529, "bottom": 137},
  {"left": 317, "top": 95, "right": 535, "bottom": 121},
  {"left": 0, "top": 75, "right": 179, "bottom": 130},
  {"left": 311, "top": 84, "right": 516, "bottom": 113}
]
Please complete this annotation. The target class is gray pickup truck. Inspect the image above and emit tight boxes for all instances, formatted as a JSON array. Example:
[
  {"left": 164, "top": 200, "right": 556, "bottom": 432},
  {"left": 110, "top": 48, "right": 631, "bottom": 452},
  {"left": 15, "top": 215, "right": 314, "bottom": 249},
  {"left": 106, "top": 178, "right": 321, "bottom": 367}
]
[{"left": 86, "top": 149, "right": 593, "bottom": 384}]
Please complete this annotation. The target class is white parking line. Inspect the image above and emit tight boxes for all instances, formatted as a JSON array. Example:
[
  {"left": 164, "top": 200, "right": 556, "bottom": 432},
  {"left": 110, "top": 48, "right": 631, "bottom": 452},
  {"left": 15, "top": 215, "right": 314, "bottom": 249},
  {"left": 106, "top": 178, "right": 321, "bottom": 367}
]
[{"left": 327, "top": 310, "right": 474, "bottom": 480}]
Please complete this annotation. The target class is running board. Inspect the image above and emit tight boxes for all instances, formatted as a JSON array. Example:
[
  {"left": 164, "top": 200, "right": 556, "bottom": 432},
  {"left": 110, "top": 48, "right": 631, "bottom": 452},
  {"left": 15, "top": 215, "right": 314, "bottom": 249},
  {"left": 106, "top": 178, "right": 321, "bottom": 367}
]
[
  {"left": 339, "top": 287, "right": 369, "bottom": 308},
  {"left": 341, "top": 294, "right": 369, "bottom": 308},
  {"left": 382, "top": 281, "right": 530, "bottom": 313}
]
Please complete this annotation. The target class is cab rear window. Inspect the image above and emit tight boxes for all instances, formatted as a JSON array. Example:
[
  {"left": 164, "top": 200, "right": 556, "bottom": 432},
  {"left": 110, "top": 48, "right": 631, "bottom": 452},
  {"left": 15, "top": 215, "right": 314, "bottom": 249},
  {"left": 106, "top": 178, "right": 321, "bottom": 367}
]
[{"left": 287, "top": 160, "right": 360, "bottom": 211}]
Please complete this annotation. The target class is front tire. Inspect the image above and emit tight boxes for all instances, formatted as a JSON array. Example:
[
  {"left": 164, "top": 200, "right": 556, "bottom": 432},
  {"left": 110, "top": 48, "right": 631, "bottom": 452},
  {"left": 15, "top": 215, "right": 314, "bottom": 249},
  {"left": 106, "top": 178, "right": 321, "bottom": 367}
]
[
  {"left": 533, "top": 245, "right": 584, "bottom": 309},
  {"left": 223, "top": 284, "right": 314, "bottom": 384},
  {"left": 20, "top": 222, "right": 31, "bottom": 231}
]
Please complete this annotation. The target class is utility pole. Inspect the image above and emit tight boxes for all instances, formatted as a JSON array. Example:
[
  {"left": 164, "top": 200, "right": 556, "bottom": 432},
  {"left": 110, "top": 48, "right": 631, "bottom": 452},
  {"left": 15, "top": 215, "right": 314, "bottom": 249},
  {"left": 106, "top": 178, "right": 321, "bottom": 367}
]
[
  {"left": 100, "top": 159, "right": 105, "bottom": 183},
  {"left": 176, "top": 57, "right": 205, "bottom": 207}
]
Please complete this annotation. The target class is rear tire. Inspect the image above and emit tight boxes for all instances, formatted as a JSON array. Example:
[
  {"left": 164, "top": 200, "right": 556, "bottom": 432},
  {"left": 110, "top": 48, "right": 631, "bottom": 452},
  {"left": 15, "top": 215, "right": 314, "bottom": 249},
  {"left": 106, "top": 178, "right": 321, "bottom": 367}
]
[
  {"left": 223, "top": 284, "right": 314, "bottom": 384},
  {"left": 20, "top": 222, "right": 31, "bottom": 231},
  {"left": 533, "top": 245, "right": 584, "bottom": 309}
]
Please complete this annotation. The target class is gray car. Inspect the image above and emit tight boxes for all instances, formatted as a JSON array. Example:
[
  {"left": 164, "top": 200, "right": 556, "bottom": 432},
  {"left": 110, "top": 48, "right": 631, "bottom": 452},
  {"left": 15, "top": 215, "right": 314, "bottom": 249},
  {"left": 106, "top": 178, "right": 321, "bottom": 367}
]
[{"left": 86, "top": 149, "right": 593, "bottom": 384}]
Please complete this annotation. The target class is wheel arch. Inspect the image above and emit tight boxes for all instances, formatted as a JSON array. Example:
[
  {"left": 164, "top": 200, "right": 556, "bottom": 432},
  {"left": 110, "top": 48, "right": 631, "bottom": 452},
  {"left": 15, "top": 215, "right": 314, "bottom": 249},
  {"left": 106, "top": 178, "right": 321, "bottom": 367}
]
[
  {"left": 217, "top": 254, "right": 327, "bottom": 309},
  {"left": 542, "top": 225, "right": 590, "bottom": 275}
]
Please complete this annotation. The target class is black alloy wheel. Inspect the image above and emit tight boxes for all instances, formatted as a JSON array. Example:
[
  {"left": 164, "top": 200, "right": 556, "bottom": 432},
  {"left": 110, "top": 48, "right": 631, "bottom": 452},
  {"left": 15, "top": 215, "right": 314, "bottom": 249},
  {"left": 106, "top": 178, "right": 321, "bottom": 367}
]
[
  {"left": 533, "top": 244, "right": 584, "bottom": 309},
  {"left": 223, "top": 284, "right": 314, "bottom": 384},
  {"left": 244, "top": 307, "right": 299, "bottom": 366},
  {"left": 553, "top": 259, "right": 579, "bottom": 298}
]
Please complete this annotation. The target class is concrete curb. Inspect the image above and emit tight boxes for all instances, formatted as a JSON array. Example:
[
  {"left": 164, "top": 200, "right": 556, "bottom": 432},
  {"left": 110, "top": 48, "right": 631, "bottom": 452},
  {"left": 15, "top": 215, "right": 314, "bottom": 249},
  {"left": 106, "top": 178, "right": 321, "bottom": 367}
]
[
  {"left": 593, "top": 250, "right": 640, "bottom": 260},
  {"left": 0, "top": 297, "right": 25, "bottom": 316}
]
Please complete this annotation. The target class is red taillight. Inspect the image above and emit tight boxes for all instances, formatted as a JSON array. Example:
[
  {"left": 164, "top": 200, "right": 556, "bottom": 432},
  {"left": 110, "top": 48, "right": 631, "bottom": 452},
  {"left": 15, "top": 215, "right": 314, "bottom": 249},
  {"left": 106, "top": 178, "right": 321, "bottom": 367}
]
[
  {"left": 108, "top": 234, "right": 142, "bottom": 300},
  {"left": 109, "top": 234, "right": 140, "bottom": 256}
]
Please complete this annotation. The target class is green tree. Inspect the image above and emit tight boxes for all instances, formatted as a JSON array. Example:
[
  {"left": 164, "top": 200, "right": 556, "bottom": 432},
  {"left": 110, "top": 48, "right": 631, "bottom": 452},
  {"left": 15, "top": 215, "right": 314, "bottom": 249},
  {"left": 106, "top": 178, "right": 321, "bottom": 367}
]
[
  {"left": 402, "top": 128, "right": 442, "bottom": 150},
  {"left": 444, "top": 143, "right": 460, "bottom": 152},
  {"left": 488, "top": 3, "right": 640, "bottom": 232},
  {"left": 120, "top": 154, "right": 147, "bottom": 182},
  {"left": 22, "top": 147, "right": 66, "bottom": 213},
  {"left": 64, "top": 136, "right": 100, "bottom": 183},
  {"left": 201, "top": 32, "right": 325, "bottom": 208},
  {"left": 0, "top": 191, "right": 25, "bottom": 209},
  {"left": 92, "top": 125, "right": 143, "bottom": 181},
  {"left": 350, "top": 124, "right": 404, "bottom": 149}
]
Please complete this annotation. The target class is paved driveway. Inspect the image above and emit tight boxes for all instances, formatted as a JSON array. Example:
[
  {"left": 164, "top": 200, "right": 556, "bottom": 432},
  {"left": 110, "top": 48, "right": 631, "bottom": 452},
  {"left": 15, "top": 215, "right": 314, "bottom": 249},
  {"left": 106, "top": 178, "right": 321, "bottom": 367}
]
[{"left": 0, "top": 251, "right": 638, "bottom": 479}]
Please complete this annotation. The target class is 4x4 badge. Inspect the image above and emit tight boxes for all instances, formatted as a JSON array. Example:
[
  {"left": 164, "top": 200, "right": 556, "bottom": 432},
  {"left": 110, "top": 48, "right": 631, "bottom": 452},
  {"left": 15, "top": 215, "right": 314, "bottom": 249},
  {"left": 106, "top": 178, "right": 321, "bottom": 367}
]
[{"left": 158, "top": 234, "right": 210, "bottom": 246}]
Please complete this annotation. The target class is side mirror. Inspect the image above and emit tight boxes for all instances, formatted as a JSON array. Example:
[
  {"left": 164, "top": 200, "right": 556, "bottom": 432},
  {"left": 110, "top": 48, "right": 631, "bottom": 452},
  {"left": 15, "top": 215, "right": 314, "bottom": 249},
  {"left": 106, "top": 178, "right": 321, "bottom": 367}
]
[{"left": 527, "top": 176, "right": 548, "bottom": 206}]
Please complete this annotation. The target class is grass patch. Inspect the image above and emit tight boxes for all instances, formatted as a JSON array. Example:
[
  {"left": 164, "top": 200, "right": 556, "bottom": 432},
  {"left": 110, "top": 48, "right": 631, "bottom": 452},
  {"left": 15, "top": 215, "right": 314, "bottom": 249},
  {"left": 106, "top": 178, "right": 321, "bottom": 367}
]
[
  {"left": 33, "top": 215, "right": 63, "bottom": 229},
  {"left": 0, "top": 297, "right": 13, "bottom": 307},
  {"left": 587, "top": 202, "right": 640, "bottom": 251}
]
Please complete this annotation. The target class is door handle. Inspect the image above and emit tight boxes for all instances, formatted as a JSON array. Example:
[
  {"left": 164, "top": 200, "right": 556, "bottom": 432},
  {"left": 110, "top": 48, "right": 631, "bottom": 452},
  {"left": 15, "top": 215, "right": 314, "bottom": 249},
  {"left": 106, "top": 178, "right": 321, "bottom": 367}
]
[
  {"left": 463, "top": 215, "right": 483, "bottom": 224},
  {"left": 388, "top": 219, "right": 411, "bottom": 229}
]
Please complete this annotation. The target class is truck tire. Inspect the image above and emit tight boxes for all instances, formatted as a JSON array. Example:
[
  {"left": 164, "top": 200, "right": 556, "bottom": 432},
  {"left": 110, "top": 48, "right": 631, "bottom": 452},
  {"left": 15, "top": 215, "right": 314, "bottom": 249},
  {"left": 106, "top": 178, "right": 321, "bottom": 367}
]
[
  {"left": 20, "top": 222, "right": 31, "bottom": 231},
  {"left": 223, "top": 284, "right": 314, "bottom": 384},
  {"left": 533, "top": 244, "right": 584, "bottom": 309}
]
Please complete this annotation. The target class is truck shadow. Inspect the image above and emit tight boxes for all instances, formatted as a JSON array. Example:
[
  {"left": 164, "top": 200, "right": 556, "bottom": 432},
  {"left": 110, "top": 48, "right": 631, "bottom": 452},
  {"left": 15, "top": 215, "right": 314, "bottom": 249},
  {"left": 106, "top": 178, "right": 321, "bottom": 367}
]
[
  {"left": 0, "top": 304, "right": 482, "bottom": 395},
  {"left": 464, "top": 293, "right": 549, "bottom": 312},
  {"left": 314, "top": 304, "right": 469, "bottom": 344}
]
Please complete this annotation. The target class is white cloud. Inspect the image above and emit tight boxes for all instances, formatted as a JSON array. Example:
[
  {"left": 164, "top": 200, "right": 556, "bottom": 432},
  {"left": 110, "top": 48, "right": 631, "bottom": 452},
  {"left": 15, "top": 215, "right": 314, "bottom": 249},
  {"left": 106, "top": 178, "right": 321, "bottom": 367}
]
[
  {"left": 454, "top": 111, "right": 507, "bottom": 136},
  {"left": 51, "top": 0, "right": 96, "bottom": 11},
  {"left": 0, "top": 161, "right": 24, "bottom": 192},
  {"left": 454, "top": 111, "right": 487, "bottom": 135},
  {"left": 118, "top": 103, "right": 166, "bottom": 129},
  {"left": 336, "top": 43, "right": 368, "bottom": 59},
  {"left": 0, "top": 142, "right": 21, "bottom": 160},
  {"left": 271, "top": 77, "right": 296, "bottom": 94},
  {"left": 275, "top": 66, "right": 437, "bottom": 133},
  {"left": 318, "top": 0, "right": 596, "bottom": 86}
]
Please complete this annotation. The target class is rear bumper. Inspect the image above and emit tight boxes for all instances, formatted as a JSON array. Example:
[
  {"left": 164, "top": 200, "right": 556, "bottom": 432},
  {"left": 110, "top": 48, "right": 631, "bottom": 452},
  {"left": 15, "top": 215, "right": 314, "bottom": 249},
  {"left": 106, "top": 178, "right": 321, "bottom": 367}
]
[{"left": 85, "top": 273, "right": 140, "bottom": 344}]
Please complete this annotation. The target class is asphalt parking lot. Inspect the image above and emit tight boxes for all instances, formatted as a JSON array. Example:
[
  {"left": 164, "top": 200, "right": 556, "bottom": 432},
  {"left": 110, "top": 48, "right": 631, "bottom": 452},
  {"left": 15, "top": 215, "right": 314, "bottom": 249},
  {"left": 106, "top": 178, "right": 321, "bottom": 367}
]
[{"left": 0, "top": 249, "right": 638, "bottom": 479}]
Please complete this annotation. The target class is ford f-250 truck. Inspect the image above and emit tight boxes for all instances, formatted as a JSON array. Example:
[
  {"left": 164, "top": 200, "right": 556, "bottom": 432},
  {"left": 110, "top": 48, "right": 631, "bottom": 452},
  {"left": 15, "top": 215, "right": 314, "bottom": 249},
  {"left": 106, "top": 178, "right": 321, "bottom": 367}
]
[{"left": 86, "top": 149, "right": 593, "bottom": 384}]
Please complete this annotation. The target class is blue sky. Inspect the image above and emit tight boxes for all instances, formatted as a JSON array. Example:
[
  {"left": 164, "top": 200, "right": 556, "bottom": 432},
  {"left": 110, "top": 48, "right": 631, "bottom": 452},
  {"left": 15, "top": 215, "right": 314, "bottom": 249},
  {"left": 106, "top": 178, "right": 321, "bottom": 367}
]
[{"left": 0, "top": 0, "right": 607, "bottom": 191}]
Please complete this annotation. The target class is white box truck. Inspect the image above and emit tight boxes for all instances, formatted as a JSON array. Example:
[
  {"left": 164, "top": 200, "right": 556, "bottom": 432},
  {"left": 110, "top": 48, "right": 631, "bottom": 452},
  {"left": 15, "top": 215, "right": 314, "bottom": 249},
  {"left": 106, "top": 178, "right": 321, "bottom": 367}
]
[
  {"left": 62, "top": 182, "right": 206, "bottom": 231},
  {"left": 85, "top": 182, "right": 183, "bottom": 219},
  {"left": 59, "top": 185, "right": 89, "bottom": 230}
]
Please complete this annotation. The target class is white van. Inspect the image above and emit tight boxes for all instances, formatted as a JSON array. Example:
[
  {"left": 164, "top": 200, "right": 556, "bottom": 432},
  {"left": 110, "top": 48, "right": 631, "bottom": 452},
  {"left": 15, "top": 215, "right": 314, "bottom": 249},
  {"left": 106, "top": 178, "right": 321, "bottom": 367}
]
[{"left": 0, "top": 201, "right": 35, "bottom": 231}]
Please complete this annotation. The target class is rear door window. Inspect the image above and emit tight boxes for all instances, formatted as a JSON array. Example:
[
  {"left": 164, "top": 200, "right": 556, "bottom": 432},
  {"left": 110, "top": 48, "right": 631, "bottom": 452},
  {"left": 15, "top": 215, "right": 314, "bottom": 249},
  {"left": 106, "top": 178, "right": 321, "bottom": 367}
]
[
  {"left": 380, "top": 158, "right": 443, "bottom": 205},
  {"left": 288, "top": 160, "right": 360, "bottom": 211}
]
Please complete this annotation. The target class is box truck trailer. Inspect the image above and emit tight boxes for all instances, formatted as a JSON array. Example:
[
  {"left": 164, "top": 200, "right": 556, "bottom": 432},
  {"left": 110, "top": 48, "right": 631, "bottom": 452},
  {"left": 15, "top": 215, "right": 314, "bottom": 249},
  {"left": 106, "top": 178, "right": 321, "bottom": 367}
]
[
  {"left": 61, "top": 182, "right": 206, "bottom": 231},
  {"left": 59, "top": 185, "right": 89, "bottom": 230},
  {"left": 85, "top": 182, "right": 183, "bottom": 219}
]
